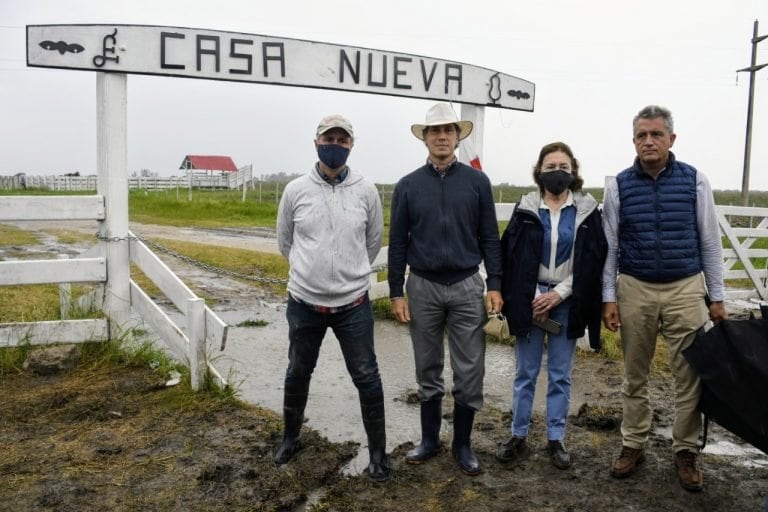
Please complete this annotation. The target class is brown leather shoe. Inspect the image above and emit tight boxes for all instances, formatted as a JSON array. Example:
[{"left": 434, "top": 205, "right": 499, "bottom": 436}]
[
  {"left": 675, "top": 449, "right": 703, "bottom": 492},
  {"left": 610, "top": 446, "right": 645, "bottom": 478}
]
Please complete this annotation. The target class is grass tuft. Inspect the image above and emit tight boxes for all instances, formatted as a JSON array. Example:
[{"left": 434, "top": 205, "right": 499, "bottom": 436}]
[
  {"left": 235, "top": 318, "right": 268, "bottom": 327},
  {"left": 0, "top": 223, "right": 40, "bottom": 246}
]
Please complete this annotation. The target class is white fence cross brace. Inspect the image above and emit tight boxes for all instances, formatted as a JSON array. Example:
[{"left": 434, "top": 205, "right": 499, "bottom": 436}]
[{"left": 716, "top": 205, "right": 768, "bottom": 301}]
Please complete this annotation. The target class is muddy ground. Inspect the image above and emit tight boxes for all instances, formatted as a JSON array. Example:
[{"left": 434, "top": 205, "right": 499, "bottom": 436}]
[
  {"left": 1, "top": 222, "right": 767, "bottom": 511},
  {"left": 3, "top": 344, "right": 767, "bottom": 512}
]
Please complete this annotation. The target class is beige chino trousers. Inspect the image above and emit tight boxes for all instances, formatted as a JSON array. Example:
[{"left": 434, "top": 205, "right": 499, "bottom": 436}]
[{"left": 617, "top": 273, "right": 709, "bottom": 453}]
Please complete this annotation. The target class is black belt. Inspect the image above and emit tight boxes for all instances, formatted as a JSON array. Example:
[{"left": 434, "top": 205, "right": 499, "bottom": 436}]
[
  {"left": 538, "top": 281, "right": 559, "bottom": 288},
  {"left": 291, "top": 293, "right": 367, "bottom": 314}
]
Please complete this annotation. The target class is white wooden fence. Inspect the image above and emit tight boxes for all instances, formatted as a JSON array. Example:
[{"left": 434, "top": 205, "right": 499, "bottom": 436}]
[
  {"left": 0, "top": 165, "right": 253, "bottom": 192},
  {"left": 0, "top": 73, "right": 230, "bottom": 390},
  {"left": 716, "top": 205, "right": 768, "bottom": 305},
  {"left": 0, "top": 195, "right": 229, "bottom": 389}
]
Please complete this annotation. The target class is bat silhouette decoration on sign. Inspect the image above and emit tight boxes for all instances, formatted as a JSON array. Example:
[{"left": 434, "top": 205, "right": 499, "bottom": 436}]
[{"left": 39, "top": 40, "right": 84, "bottom": 55}]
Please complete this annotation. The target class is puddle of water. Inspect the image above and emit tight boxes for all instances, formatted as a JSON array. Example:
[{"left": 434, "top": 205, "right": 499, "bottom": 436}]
[
  {"left": 213, "top": 303, "right": 598, "bottom": 476},
  {"left": 654, "top": 425, "right": 768, "bottom": 468},
  {"left": 706, "top": 440, "right": 768, "bottom": 467}
]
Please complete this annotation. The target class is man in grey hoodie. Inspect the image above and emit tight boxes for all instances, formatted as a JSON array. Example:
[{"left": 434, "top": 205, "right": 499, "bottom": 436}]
[{"left": 274, "top": 114, "right": 389, "bottom": 482}]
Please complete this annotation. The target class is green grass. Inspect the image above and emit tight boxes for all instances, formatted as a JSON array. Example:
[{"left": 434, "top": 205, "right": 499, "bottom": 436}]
[
  {"left": 129, "top": 189, "right": 280, "bottom": 228},
  {"left": 151, "top": 238, "right": 289, "bottom": 295},
  {"left": 45, "top": 228, "right": 95, "bottom": 245},
  {"left": 0, "top": 224, "right": 40, "bottom": 246},
  {"left": 0, "top": 188, "right": 92, "bottom": 196},
  {"left": 235, "top": 319, "right": 269, "bottom": 327},
  {"left": 0, "top": 284, "right": 102, "bottom": 324}
]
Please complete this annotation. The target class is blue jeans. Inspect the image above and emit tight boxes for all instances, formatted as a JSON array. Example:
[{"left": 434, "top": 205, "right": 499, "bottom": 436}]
[
  {"left": 512, "top": 292, "right": 576, "bottom": 441},
  {"left": 284, "top": 294, "right": 383, "bottom": 399}
]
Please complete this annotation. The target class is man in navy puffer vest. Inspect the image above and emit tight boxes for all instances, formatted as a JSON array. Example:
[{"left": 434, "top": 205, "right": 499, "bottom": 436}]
[{"left": 602, "top": 105, "right": 727, "bottom": 492}]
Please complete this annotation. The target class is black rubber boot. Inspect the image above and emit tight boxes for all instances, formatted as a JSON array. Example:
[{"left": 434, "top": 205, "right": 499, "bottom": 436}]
[
  {"left": 273, "top": 383, "right": 309, "bottom": 465},
  {"left": 452, "top": 403, "right": 481, "bottom": 476},
  {"left": 360, "top": 392, "right": 391, "bottom": 482},
  {"left": 405, "top": 399, "right": 443, "bottom": 464}
]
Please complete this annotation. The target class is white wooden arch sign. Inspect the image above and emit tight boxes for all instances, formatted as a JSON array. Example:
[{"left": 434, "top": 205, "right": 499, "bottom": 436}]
[{"left": 27, "top": 24, "right": 535, "bottom": 112}]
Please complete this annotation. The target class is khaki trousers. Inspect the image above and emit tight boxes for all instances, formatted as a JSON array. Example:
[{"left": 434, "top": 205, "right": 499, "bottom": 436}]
[{"left": 617, "top": 273, "right": 708, "bottom": 453}]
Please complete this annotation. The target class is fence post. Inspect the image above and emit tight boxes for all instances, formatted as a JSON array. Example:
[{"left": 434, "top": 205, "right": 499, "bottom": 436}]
[
  {"left": 58, "top": 254, "right": 71, "bottom": 319},
  {"left": 187, "top": 297, "right": 206, "bottom": 391},
  {"left": 96, "top": 71, "right": 132, "bottom": 333}
]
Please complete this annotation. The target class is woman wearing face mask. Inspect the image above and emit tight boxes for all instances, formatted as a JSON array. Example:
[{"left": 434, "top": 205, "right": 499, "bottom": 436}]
[{"left": 495, "top": 142, "right": 607, "bottom": 470}]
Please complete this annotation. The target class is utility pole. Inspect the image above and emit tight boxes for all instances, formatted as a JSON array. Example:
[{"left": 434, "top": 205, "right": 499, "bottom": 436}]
[{"left": 737, "top": 19, "right": 767, "bottom": 206}]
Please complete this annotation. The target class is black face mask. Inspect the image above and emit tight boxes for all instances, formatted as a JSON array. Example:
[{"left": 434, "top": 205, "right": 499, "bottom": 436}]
[
  {"left": 539, "top": 170, "right": 574, "bottom": 195},
  {"left": 317, "top": 144, "right": 351, "bottom": 169}
]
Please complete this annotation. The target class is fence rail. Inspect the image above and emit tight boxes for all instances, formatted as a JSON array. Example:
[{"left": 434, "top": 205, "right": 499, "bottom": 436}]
[
  {"left": 1, "top": 167, "right": 253, "bottom": 192},
  {"left": 0, "top": 193, "right": 230, "bottom": 389}
]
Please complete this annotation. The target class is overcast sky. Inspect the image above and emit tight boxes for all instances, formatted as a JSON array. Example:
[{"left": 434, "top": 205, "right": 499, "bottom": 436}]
[{"left": 2, "top": 0, "right": 768, "bottom": 193}]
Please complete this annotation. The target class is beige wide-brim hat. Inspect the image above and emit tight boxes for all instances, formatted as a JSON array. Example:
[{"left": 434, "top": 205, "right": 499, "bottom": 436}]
[{"left": 411, "top": 102, "right": 473, "bottom": 141}]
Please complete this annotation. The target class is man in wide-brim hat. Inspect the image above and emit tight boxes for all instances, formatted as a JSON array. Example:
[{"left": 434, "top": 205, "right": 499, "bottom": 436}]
[{"left": 388, "top": 102, "right": 503, "bottom": 476}]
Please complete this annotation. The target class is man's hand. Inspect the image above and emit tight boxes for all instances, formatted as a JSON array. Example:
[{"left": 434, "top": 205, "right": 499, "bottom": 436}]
[
  {"left": 390, "top": 297, "right": 410, "bottom": 323},
  {"left": 486, "top": 291, "right": 503, "bottom": 314},
  {"left": 602, "top": 302, "right": 621, "bottom": 332},
  {"left": 709, "top": 301, "right": 728, "bottom": 325}
]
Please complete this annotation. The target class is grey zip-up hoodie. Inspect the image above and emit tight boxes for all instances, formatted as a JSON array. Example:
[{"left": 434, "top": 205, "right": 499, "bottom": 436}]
[{"left": 277, "top": 166, "right": 383, "bottom": 307}]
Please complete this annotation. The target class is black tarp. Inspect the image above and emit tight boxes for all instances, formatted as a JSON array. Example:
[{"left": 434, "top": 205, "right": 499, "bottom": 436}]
[{"left": 683, "top": 317, "right": 768, "bottom": 455}]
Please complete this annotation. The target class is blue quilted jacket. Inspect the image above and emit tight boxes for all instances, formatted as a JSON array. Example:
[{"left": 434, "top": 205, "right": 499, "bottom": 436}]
[{"left": 616, "top": 153, "right": 702, "bottom": 282}]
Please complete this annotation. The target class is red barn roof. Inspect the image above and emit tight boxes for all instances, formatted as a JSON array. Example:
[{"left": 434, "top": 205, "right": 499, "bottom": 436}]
[{"left": 180, "top": 155, "right": 238, "bottom": 172}]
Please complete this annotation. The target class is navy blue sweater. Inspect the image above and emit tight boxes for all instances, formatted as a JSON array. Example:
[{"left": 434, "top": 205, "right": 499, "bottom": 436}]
[{"left": 387, "top": 161, "right": 502, "bottom": 298}]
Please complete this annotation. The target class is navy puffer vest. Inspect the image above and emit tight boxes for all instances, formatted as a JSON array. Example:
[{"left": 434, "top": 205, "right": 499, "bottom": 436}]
[{"left": 617, "top": 153, "right": 702, "bottom": 282}]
